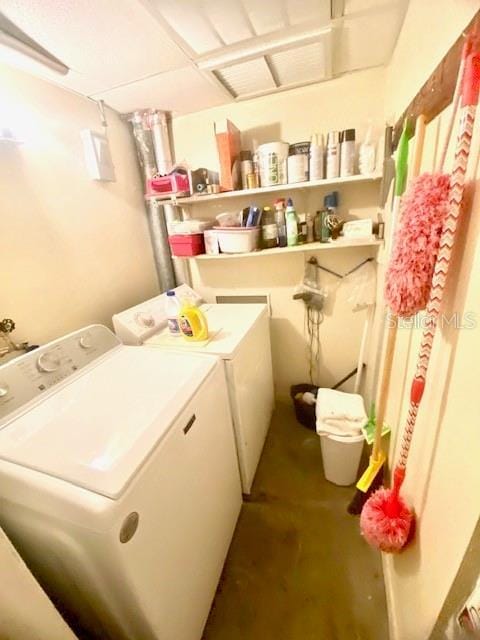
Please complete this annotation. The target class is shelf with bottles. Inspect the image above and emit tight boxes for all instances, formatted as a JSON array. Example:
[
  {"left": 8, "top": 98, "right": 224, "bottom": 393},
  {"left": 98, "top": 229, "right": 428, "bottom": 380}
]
[
  {"left": 146, "top": 172, "right": 382, "bottom": 206},
  {"left": 185, "top": 237, "right": 383, "bottom": 261}
]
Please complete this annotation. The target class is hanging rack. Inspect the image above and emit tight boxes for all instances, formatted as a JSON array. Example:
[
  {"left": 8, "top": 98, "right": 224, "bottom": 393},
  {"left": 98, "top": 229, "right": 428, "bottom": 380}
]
[{"left": 307, "top": 256, "right": 374, "bottom": 279}]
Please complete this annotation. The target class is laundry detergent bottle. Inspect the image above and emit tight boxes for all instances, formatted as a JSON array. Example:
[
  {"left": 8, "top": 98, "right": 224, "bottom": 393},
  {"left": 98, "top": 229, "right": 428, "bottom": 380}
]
[{"left": 179, "top": 301, "right": 209, "bottom": 341}]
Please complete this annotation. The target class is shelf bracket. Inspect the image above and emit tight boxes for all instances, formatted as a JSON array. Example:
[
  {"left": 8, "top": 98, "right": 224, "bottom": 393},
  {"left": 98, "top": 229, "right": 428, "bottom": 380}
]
[{"left": 307, "top": 256, "right": 374, "bottom": 279}]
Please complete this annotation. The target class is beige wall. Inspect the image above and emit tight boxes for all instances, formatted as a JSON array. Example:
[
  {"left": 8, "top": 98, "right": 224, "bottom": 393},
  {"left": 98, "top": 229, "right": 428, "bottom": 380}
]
[
  {"left": 0, "top": 61, "right": 159, "bottom": 346},
  {"left": 381, "top": 3, "right": 480, "bottom": 639},
  {"left": 173, "top": 67, "right": 386, "bottom": 399},
  {"left": 385, "top": 0, "right": 479, "bottom": 120}
]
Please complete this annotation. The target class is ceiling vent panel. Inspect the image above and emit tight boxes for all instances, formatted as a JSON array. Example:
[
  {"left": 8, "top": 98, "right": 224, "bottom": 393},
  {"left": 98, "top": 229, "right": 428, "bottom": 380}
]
[
  {"left": 269, "top": 41, "right": 329, "bottom": 86},
  {"left": 216, "top": 58, "right": 276, "bottom": 98}
]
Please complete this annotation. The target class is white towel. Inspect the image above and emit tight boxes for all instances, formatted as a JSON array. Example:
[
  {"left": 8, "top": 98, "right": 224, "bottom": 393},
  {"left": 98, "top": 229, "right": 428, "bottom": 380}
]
[
  {"left": 316, "top": 388, "right": 367, "bottom": 437},
  {"left": 316, "top": 419, "right": 363, "bottom": 437}
]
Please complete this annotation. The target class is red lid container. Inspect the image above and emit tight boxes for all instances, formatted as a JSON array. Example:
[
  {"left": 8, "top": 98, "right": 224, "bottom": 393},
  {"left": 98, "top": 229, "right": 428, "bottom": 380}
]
[{"left": 168, "top": 233, "right": 205, "bottom": 257}]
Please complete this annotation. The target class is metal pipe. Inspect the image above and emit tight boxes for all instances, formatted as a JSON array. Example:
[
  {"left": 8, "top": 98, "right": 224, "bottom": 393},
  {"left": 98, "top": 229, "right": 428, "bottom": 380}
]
[
  {"left": 146, "top": 200, "right": 176, "bottom": 291},
  {"left": 129, "top": 109, "right": 178, "bottom": 291}
]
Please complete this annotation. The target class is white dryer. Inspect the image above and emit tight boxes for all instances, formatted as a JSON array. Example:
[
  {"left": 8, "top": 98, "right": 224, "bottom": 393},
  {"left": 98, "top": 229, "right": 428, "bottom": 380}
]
[
  {"left": 0, "top": 325, "right": 241, "bottom": 640},
  {"left": 113, "top": 287, "right": 275, "bottom": 493}
]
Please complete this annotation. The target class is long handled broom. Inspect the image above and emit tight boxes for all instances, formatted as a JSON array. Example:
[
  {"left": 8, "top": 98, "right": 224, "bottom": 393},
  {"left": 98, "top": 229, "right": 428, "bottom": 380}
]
[
  {"left": 349, "top": 36, "right": 473, "bottom": 516},
  {"left": 360, "top": 48, "right": 480, "bottom": 553},
  {"left": 347, "top": 122, "right": 412, "bottom": 515}
]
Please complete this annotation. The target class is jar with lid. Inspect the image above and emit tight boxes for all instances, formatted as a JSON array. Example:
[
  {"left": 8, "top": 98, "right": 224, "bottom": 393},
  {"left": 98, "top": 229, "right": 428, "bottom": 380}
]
[{"left": 261, "top": 206, "right": 278, "bottom": 249}]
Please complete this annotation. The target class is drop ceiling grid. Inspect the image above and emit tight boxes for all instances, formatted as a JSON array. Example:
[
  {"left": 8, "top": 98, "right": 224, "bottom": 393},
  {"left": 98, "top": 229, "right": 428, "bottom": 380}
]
[{"left": 0, "top": 0, "right": 410, "bottom": 115}]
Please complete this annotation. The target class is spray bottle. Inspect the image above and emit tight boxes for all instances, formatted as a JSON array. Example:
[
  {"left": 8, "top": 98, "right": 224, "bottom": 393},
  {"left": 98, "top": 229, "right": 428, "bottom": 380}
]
[
  {"left": 359, "top": 123, "right": 376, "bottom": 175},
  {"left": 309, "top": 133, "right": 324, "bottom": 181}
]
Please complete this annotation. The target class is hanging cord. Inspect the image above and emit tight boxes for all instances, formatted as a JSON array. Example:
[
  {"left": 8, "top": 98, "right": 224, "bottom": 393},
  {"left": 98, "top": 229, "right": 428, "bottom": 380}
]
[
  {"left": 302, "top": 256, "right": 374, "bottom": 385},
  {"left": 306, "top": 306, "right": 324, "bottom": 385}
]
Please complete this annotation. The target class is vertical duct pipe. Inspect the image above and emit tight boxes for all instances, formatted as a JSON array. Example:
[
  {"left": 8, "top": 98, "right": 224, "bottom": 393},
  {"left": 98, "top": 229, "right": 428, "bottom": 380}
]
[
  {"left": 129, "top": 110, "right": 178, "bottom": 291},
  {"left": 147, "top": 200, "right": 176, "bottom": 291}
]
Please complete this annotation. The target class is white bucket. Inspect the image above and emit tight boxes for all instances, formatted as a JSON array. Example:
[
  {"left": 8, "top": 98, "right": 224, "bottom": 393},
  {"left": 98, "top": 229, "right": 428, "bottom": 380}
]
[
  {"left": 257, "top": 142, "right": 289, "bottom": 186},
  {"left": 319, "top": 433, "right": 365, "bottom": 486}
]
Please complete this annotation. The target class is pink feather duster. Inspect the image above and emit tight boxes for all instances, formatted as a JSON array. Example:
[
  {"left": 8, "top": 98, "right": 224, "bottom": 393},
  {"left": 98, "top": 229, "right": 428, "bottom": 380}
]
[
  {"left": 385, "top": 173, "right": 450, "bottom": 318},
  {"left": 360, "top": 468, "right": 413, "bottom": 553}
]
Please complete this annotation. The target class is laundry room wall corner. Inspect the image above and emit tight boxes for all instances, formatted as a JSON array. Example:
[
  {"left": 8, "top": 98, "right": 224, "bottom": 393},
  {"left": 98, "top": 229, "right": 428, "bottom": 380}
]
[{"left": 0, "top": 61, "right": 159, "bottom": 346}]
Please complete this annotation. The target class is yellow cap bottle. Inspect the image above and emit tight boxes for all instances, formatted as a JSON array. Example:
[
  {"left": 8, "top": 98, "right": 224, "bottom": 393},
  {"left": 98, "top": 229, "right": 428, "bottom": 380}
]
[{"left": 178, "top": 301, "right": 209, "bottom": 341}]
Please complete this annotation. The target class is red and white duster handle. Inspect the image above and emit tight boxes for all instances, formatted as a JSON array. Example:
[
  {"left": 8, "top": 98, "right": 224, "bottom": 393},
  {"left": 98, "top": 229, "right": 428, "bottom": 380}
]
[{"left": 397, "top": 50, "right": 480, "bottom": 472}]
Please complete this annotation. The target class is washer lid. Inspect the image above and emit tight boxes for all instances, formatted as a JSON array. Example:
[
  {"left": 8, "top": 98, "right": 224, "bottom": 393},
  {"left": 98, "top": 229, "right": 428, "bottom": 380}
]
[{"left": 0, "top": 347, "right": 217, "bottom": 499}]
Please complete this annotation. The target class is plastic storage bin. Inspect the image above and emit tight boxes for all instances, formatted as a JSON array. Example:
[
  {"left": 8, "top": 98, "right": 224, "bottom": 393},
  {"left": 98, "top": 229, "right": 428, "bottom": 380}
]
[
  {"left": 214, "top": 227, "right": 260, "bottom": 254},
  {"left": 319, "top": 433, "right": 365, "bottom": 486},
  {"left": 168, "top": 233, "right": 205, "bottom": 257}
]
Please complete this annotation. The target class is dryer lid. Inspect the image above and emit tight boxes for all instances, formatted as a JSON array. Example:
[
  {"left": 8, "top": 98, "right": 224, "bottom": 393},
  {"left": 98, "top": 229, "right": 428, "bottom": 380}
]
[
  {"left": 145, "top": 303, "right": 267, "bottom": 358},
  {"left": 0, "top": 347, "right": 217, "bottom": 499}
]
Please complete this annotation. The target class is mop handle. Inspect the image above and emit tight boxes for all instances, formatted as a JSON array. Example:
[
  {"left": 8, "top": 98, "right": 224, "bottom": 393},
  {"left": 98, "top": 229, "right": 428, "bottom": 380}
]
[
  {"left": 398, "top": 52, "right": 480, "bottom": 469},
  {"left": 372, "top": 114, "right": 426, "bottom": 460}
]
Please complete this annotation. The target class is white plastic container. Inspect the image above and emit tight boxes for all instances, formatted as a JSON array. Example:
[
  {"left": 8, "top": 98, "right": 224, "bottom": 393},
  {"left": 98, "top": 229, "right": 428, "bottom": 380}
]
[
  {"left": 257, "top": 142, "right": 289, "bottom": 186},
  {"left": 216, "top": 211, "right": 241, "bottom": 227},
  {"left": 319, "top": 433, "right": 364, "bottom": 486},
  {"left": 214, "top": 226, "right": 260, "bottom": 254},
  {"left": 287, "top": 154, "right": 308, "bottom": 183},
  {"left": 309, "top": 133, "right": 324, "bottom": 181},
  {"left": 165, "top": 290, "right": 182, "bottom": 336}
]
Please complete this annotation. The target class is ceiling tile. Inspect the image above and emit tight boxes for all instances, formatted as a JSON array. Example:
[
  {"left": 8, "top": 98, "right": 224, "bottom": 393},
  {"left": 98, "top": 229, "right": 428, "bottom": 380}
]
[
  {"left": 241, "top": 0, "right": 286, "bottom": 36},
  {"left": 345, "top": 0, "right": 394, "bottom": 14},
  {"left": 285, "top": 0, "right": 330, "bottom": 26},
  {"left": 203, "top": 0, "right": 254, "bottom": 45},
  {"left": 0, "top": 0, "right": 190, "bottom": 94},
  {"left": 91, "top": 66, "right": 231, "bottom": 115},
  {"left": 334, "top": 4, "right": 406, "bottom": 74},
  {"left": 150, "top": 0, "right": 223, "bottom": 55}
]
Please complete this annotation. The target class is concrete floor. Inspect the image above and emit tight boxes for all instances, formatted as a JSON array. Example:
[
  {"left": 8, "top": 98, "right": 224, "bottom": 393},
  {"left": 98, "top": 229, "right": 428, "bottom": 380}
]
[{"left": 202, "top": 403, "right": 389, "bottom": 640}]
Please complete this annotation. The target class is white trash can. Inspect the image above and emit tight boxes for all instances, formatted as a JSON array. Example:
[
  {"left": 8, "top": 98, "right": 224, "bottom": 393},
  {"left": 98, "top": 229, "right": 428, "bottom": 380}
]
[{"left": 319, "top": 433, "right": 365, "bottom": 486}]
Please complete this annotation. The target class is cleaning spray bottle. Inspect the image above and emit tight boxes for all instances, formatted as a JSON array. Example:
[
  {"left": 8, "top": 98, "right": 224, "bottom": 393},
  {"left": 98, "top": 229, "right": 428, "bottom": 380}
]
[{"left": 179, "top": 299, "right": 209, "bottom": 341}]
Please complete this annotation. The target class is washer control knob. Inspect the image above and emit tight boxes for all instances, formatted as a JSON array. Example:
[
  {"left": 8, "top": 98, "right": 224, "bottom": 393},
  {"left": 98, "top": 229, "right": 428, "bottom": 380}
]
[
  {"left": 0, "top": 383, "right": 9, "bottom": 398},
  {"left": 37, "top": 352, "right": 60, "bottom": 373},
  {"left": 79, "top": 334, "right": 93, "bottom": 349},
  {"left": 136, "top": 312, "right": 155, "bottom": 328}
]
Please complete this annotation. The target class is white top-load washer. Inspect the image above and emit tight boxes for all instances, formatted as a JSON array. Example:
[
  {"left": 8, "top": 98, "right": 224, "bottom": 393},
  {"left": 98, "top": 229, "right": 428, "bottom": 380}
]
[
  {"left": 113, "top": 286, "right": 275, "bottom": 493},
  {"left": 0, "top": 325, "right": 241, "bottom": 640}
]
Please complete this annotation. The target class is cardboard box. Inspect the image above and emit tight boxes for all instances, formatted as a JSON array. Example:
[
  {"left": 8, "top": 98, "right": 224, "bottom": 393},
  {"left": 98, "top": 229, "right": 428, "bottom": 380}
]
[{"left": 214, "top": 119, "right": 241, "bottom": 191}]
